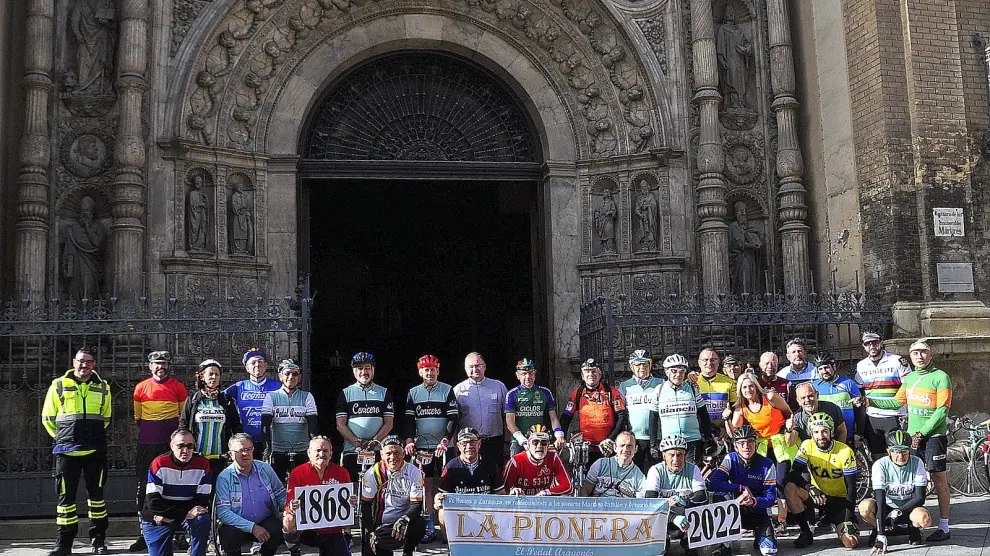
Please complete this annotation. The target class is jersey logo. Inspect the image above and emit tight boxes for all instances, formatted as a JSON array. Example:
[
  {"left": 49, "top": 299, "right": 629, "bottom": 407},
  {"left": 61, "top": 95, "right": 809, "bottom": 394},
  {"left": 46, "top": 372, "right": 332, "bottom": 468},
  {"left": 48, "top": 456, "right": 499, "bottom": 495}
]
[
  {"left": 809, "top": 464, "right": 844, "bottom": 480},
  {"left": 565, "top": 402, "right": 575, "bottom": 412}
]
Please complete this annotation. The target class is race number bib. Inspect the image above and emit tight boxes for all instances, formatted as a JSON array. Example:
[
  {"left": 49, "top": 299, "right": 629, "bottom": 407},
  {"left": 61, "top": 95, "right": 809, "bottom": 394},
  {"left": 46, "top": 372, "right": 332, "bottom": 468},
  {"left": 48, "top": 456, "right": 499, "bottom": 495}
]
[
  {"left": 685, "top": 499, "right": 743, "bottom": 548},
  {"left": 294, "top": 483, "right": 355, "bottom": 531},
  {"left": 357, "top": 451, "right": 376, "bottom": 466}
]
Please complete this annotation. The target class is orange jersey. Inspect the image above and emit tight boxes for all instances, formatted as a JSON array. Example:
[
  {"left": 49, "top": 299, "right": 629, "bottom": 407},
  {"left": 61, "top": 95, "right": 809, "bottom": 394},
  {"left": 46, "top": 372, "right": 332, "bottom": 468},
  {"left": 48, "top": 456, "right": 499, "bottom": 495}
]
[{"left": 562, "top": 384, "right": 626, "bottom": 443}]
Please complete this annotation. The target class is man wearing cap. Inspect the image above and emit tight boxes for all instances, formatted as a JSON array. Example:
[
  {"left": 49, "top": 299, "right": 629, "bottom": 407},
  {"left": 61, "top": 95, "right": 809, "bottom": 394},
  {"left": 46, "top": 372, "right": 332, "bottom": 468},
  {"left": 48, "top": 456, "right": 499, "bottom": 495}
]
[
  {"left": 618, "top": 349, "right": 663, "bottom": 471},
  {"left": 225, "top": 347, "right": 281, "bottom": 460},
  {"left": 131, "top": 350, "right": 189, "bottom": 552},
  {"left": 361, "top": 435, "right": 426, "bottom": 556},
  {"left": 506, "top": 358, "right": 564, "bottom": 457},
  {"left": 722, "top": 354, "right": 745, "bottom": 382},
  {"left": 894, "top": 340, "right": 952, "bottom": 542},
  {"left": 560, "top": 358, "right": 628, "bottom": 467},
  {"left": 503, "top": 425, "right": 573, "bottom": 496},
  {"left": 453, "top": 352, "right": 508, "bottom": 465},
  {"left": 854, "top": 332, "right": 912, "bottom": 460},
  {"left": 435, "top": 428, "right": 504, "bottom": 532},
  {"left": 261, "top": 359, "right": 318, "bottom": 481}
]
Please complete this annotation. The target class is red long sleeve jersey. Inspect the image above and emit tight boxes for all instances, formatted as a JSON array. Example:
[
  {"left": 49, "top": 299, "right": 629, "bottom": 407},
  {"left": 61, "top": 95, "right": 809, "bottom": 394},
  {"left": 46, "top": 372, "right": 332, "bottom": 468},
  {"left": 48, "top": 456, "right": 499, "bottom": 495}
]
[{"left": 502, "top": 451, "right": 573, "bottom": 496}]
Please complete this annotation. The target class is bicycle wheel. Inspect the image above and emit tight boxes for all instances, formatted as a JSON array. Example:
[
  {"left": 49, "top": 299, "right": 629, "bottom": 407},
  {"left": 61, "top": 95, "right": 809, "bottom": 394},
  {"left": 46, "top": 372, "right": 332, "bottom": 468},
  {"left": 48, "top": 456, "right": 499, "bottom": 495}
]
[
  {"left": 964, "top": 438, "right": 990, "bottom": 496},
  {"left": 854, "top": 445, "right": 872, "bottom": 502},
  {"left": 947, "top": 440, "right": 989, "bottom": 497}
]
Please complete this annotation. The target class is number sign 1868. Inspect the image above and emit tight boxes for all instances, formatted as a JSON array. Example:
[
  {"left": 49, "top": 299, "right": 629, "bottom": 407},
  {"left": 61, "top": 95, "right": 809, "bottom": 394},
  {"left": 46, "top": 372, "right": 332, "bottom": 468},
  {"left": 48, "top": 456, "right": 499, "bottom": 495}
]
[
  {"left": 685, "top": 499, "right": 743, "bottom": 548},
  {"left": 295, "top": 483, "right": 355, "bottom": 531}
]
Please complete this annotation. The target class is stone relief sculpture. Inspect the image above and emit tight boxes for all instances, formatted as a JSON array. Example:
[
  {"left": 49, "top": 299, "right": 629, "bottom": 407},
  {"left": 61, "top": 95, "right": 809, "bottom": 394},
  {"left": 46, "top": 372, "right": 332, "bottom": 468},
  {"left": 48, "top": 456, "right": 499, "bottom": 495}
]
[
  {"left": 728, "top": 201, "right": 765, "bottom": 294},
  {"left": 716, "top": 5, "right": 753, "bottom": 111},
  {"left": 60, "top": 196, "right": 107, "bottom": 300},
  {"left": 594, "top": 188, "right": 618, "bottom": 254},
  {"left": 634, "top": 180, "right": 659, "bottom": 251},
  {"left": 228, "top": 179, "right": 254, "bottom": 256},
  {"left": 68, "top": 0, "right": 116, "bottom": 95},
  {"left": 186, "top": 173, "right": 211, "bottom": 252}
]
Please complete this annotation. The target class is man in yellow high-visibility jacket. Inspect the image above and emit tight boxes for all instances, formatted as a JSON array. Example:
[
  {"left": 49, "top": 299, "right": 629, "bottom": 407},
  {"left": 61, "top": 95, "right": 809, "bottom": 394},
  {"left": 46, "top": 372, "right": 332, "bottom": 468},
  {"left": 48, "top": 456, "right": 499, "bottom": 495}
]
[{"left": 41, "top": 346, "right": 113, "bottom": 556}]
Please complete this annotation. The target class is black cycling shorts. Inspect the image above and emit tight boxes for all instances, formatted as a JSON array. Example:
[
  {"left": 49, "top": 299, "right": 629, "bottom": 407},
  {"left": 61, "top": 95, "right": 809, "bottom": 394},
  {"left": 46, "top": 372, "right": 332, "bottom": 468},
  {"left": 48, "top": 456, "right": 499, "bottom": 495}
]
[
  {"left": 863, "top": 415, "right": 903, "bottom": 454},
  {"left": 917, "top": 435, "right": 948, "bottom": 473}
]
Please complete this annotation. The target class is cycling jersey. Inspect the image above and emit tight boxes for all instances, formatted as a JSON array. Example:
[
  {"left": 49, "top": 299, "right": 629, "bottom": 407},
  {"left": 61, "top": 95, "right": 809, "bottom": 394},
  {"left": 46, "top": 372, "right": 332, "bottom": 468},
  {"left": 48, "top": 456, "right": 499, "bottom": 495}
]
[
  {"left": 792, "top": 439, "right": 856, "bottom": 498},
  {"left": 708, "top": 452, "right": 777, "bottom": 510},
  {"left": 696, "top": 373, "right": 737, "bottom": 428},
  {"left": 562, "top": 383, "right": 626, "bottom": 444},
  {"left": 502, "top": 451, "right": 573, "bottom": 496},
  {"left": 776, "top": 362, "right": 816, "bottom": 383},
  {"left": 871, "top": 455, "right": 927, "bottom": 509},
  {"left": 641, "top": 462, "right": 705, "bottom": 501},
  {"left": 438, "top": 457, "right": 503, "bottom": 494},
  {"left": 224, "top": 377, "right": 281, "bottom": 442},
  {"left": 617, "top": 377, "right": 663, "bottom": 440},
  {"left": 504, "top": 385, "right": 557, "bottom": 436},
  {"left": 742, "top": 396, "right": 786, "bottom": 439},
  {"left": 895, "top": 365, "right": 951, "bottom": 436},
  {"left": 654, "top": 381, "right": 706, "bottom": 442},
  {"left": 261, "top": 387, "right": 318, "bottom": 453},
  {"left": 855, "top": 353, "right": 910, "bottom": 417},
  {"left": 583, "top": 457, "right": 646, "bottom": 497},
  {"left": 336, "top": 383, "right": 394, "bottom": 453},
  {"left": 361, "top": 461, "right": 424, "bottom": 525},
  {"left": 134, "top": 376, "right": 188, "bottom": 445},
  {"left": 810, "top": 376, "right": 861, "bottom": 436},
  {"left": 404, "top": 382, "right": 457, "bottom": 449}
]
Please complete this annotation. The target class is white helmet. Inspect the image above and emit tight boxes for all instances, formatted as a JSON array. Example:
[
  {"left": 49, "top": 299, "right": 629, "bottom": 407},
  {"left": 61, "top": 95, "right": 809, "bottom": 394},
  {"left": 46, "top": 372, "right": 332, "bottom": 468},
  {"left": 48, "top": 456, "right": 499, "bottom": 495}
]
[
  {"left": 658, "top": 435, "right": 688, "bottom": 452},
  {"left": 662, "top": 353, "right": 690, "bottom": 369}
]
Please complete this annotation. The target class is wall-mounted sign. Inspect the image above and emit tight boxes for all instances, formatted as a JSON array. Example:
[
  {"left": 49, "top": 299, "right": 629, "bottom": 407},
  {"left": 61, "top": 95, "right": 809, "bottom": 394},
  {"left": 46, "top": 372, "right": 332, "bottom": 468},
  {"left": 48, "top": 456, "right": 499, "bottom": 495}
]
[
  {"left": 936, "top": 262, "right": 974, "bottom": 293},
  {"left": 933, "top": 208, "right": 964, "bottom": 237}
]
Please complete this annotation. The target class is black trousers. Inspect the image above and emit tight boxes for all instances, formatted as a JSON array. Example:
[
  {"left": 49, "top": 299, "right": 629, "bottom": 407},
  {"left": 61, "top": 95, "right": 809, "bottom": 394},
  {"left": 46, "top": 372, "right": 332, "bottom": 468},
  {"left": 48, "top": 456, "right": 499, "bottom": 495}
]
[
  {"left": 362, "top": 515, "right": 426, "bottom": 556},
  {"left": 271, "top": 451, "right": 309, "bottom": 484},
  {"left": 633, "top": 439, "right": 653, "bottom": 473},
  {"left": 219, "top": 514, "right": 284, "bottom": 556},
  {"left": 479, "top": 436, "right": 505, "bottom": 467},
  {"left": 54, "top": 452, "right": 109, "bottom": 546},
  {"left": 135, "top": 443, "right": 169, "bottom": 514}
]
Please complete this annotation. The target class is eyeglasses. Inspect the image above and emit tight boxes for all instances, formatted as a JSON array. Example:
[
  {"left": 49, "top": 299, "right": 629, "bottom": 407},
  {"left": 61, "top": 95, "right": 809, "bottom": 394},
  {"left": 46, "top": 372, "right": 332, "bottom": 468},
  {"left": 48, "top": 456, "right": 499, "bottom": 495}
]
[
  {"left": 733, "top": 439, "right": 757, "bottom": 446},
  {"left": 230, "top": 447, "right": 254, "bottom": 455},
  {"left": 529, "top": 439, "right": 550, "bottom": 446},
  {"left": 174, "top": 443, "right": 195, "bottom": 450},
  {"left": 75, "top": 358, "right": 96, "bottom": 365},
  {"left": 863, "top": 341, "right": 881, "bottom": 346}
]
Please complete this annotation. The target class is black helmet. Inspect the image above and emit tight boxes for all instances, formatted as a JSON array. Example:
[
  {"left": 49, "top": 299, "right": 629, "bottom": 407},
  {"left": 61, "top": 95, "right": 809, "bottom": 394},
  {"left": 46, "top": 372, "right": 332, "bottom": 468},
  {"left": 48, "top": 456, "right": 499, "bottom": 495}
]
[
  {"left": 885, "top": 430, "right": 911, "bottom": 451},
  {"left": 731, "top": 425, "right": 758, "bottom": 441},
  {"left": 814, "top": 352, "right": 837, "bottom": 367}
]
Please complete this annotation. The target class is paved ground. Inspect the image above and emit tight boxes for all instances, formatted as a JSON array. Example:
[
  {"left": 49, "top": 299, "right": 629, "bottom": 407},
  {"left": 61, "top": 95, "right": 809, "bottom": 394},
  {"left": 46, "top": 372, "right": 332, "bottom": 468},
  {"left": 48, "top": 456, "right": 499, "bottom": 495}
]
[{"left": 3, "top": 495, "right": 988, "bottom": 556}]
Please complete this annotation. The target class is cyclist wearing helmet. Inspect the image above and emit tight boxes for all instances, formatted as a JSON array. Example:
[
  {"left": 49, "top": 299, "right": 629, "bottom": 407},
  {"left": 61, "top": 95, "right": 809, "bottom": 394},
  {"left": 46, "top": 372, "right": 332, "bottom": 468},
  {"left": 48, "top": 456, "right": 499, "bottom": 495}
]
[
  {"left": 505, "top": 358, "right": 564, "bottom": 456},
  {"left": 435, "top": 428, "right": 505, "bottom": 531},
  {"left": 650, "top": 354, "right": 712, "bottom": 467},
  {"left": 502, "top": 425, "right": 573, "bottom": 496},
  {"left": 618, "top": 349, "right": 663, "bottom": 471},
  {"left": 261, "top": 359, "right": 318, "bottom": 481},
  {"left": 696, "top": 348, "right": 737, "bottom": 438},
  {"left": 854, "top": 332, "right": 911, "bottom": 460},
  {"left": 403, "top": 354, "right": 458, "bottom": 469},
  {"left": 179, "top": 359, "right": 242, "bottom": 486},
  {"left": 859, "top": 430, "right": 930, "bottom": 553},
  {"left": 707, "top": 426, "right": 778, "bottom": 556},
  {"left": 360, "top": 436, "right": 426, "bottom": 556},
  {"left": 336, "top": 352, "right": 394, "bottom": 483},
  {"left": 580, "top": 431, "right": 646, "bottom": 497},
  {"left": 560, "top": 359, "right": 628, "bottom": 467},
  {"left": 810, "top": 352, "right": 863, "bottom": 446},
  {"left": 642, "top": 434, "right": 707, "bottom": 556},
  {"left": 785, "top": 412, "right": 859, "bottom": 549}
]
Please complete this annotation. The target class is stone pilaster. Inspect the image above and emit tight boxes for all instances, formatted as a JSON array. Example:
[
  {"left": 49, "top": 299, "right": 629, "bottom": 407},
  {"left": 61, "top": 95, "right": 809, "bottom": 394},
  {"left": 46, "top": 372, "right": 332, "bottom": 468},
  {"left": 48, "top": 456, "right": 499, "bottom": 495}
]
[
  {"left": 110, "top": 0, "right": 149, "bottom": 298},
  {"left": 691, "top": 0, "right": 729, "bottom": 296},
  {"left": 767, "top": 0, "right": 811, "bottom": 296},
  {"left": 14, "top": 0, "right": 55, "bottom": 303}
]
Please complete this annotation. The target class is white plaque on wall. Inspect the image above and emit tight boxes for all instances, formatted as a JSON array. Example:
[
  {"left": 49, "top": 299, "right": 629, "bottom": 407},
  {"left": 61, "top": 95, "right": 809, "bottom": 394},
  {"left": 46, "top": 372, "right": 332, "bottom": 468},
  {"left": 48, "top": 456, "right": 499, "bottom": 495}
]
[
  {"left": 933, "top": 208, "right": 964, "bottom": 237},
  {"left": 936, "top": 263, "right": 974, "bottom": 293}
]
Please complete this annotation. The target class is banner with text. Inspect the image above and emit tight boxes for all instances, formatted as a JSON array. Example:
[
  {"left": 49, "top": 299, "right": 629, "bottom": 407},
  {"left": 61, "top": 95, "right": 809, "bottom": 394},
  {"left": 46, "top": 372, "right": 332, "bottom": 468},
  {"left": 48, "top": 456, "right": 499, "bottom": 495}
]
[{"left": 443, "top": 494, "right": 669, "bottom": 556}]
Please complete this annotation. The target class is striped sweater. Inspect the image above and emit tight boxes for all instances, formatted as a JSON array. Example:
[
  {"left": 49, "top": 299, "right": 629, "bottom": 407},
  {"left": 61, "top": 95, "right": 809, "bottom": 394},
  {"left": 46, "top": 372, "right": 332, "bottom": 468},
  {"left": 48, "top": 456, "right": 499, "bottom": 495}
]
[{"left": 142, "top": 453, "right": 212, "bottom": 522}]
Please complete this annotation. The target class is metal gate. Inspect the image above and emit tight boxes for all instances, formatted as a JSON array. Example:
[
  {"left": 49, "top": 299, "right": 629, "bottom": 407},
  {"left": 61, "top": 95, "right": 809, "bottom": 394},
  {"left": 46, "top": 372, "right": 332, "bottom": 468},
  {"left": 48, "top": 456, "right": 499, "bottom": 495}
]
[
  {"left": 580, "top": 291, "right": 892, "bottom": 383},
  {"left": 0, "top": 288, "right": 311, "bottom": 517}
]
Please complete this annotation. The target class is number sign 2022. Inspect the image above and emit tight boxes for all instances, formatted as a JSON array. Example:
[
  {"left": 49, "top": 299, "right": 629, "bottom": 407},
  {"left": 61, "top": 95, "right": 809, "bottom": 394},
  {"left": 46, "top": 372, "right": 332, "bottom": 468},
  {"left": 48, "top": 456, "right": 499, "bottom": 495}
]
[{"left": 686, "top": 499, "right": 743, "bottom": 548}]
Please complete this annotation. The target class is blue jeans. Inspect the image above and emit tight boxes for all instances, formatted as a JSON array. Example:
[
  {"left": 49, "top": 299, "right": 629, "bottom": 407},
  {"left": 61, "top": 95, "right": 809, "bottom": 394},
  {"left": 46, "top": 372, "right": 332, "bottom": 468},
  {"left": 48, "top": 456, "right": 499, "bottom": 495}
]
[{"left": 141, "top": 513, "right": 211, "bottom": 556}]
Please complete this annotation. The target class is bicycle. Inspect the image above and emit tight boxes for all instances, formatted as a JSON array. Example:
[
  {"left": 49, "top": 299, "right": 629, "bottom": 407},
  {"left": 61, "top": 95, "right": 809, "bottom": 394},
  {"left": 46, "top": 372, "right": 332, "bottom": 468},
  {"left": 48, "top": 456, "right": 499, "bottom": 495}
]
[
  {"left": 560, "top": 435, "right": 590, "bottom": 496},
  {"left": 945, "top": 414, "right": 990, "bottom": 497},
  {"left": 408, "top": 433, "right": 447, "bottom": 544},
  {"left": 852, "top": 437, "right": 873, "bottom": 502}
]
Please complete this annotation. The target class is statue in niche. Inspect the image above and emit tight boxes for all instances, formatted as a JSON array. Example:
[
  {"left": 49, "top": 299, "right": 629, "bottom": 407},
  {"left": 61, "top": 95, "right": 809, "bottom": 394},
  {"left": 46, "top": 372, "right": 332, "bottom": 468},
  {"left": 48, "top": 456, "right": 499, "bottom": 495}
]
[
  {"left": 68, "top": 0, "right": 116, "bottom": 95},
  {"left": 229, "top": 180, "right": 254, "bottom": 256},
  {"left": 594, "top": 188, "right": 618, "bottom": 254},
  {"left": 634, "top": 180, "right": 659, "bottom": 251},
  {"left": 716, "top": 5, "right": 753, "bottom": 111},
  {"left": 728, "top": 201, "right": 765, "bottom": 294},
  {"left": 60, "top": 196, "right": 107, "bottom": 300},
  {"left": 186, "top": 174, "right": 211, "bottom": 252}
]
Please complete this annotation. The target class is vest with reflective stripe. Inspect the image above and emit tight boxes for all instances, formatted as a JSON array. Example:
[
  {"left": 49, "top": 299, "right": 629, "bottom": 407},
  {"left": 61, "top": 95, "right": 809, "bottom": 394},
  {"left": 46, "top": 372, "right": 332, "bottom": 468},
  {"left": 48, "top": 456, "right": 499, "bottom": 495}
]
[{"left": 44, "top": 371, "right": 112, "bottom": 451}]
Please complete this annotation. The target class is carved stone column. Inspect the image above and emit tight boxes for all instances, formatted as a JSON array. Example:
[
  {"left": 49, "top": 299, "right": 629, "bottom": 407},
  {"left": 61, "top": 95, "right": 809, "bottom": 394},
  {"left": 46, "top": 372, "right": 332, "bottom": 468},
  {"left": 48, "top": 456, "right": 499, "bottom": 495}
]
[
  {"left": 14, "top": 0, "right": 55, "bottom": 302},
  {"left": 110, "top": 0, "right": 149, "bottom": 298},
  {"left": 767, "top": 0, "right": 811, "bottom": 296},
  {"left": 691, "top": 0, "right": 730, "bottom": 296}
]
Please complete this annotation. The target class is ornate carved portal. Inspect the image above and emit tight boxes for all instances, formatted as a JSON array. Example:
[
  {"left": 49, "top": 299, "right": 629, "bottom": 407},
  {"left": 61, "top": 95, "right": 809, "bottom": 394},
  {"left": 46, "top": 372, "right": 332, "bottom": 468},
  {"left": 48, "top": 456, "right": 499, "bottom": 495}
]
[{"left": 303, "top": 52, "right": 537, "bottom": 163}]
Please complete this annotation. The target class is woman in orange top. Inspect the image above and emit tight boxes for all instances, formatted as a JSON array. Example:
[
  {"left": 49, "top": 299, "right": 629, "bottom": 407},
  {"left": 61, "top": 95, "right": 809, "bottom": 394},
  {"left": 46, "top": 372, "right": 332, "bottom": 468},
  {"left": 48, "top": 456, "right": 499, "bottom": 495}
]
[{"left": 729, "top": 372, "right": 793, "bottom": 537}]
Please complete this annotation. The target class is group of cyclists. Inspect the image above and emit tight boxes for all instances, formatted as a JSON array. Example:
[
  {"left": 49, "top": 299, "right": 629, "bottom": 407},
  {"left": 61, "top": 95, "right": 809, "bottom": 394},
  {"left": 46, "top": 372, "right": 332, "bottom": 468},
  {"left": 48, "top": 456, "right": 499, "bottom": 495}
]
[{"left": 40, "top": 331, "right": 954, "bottom": 556}]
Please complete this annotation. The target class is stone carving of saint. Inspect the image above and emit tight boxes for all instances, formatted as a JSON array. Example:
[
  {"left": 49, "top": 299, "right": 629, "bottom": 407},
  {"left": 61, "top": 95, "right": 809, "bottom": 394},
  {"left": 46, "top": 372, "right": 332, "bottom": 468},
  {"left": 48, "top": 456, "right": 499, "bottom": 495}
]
[
  {"left": 187, "top": 174, "right": 210, "bottom": 252},
  {"left": 716, "top": 5, "right": 752, "bottom": 110},
  {"left": 728, "top": 201, "right": 765, "bottom": 294},
  {"left": 229, "top": 182, "right": 254, "bottom": 255},
  {"left": 594, "top": 188, "right": 618, "bottom": 254},
  {"left": 634, "top": 180, "right": 659, "bottom": 251},
  {"left": 69, "top": 0, "right": 116, "bottom": 95},
  {"left": 60, "top": 196, "right": 107, "bottom": 300}
]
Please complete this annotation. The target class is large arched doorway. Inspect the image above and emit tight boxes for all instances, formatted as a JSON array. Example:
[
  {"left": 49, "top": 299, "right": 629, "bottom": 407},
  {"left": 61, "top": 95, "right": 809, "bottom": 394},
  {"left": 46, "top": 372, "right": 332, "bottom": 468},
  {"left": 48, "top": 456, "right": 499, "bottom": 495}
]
[{"left": 298, "top": 51, "right": 546, "bottom": 431}]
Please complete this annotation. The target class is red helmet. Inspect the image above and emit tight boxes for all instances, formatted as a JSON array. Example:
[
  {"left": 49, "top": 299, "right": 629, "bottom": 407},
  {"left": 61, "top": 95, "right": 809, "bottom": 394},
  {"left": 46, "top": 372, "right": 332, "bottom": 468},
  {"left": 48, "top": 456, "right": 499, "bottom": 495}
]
[{"left": 417, "top": 354, "right": 440, "bottom": 369}]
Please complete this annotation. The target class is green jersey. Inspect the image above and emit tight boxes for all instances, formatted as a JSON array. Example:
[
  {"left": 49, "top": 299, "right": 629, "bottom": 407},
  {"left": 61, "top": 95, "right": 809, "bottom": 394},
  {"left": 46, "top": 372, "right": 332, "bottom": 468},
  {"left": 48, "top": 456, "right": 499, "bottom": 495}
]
[
  {"left": 895, "top": 366, "right": 951, "bottom": 436},
  {"left": 505, "top": 385, "right": 556, "bottom": 436},
  {"left": 871, "top": 455, "right": 927, "bottom": 509}
]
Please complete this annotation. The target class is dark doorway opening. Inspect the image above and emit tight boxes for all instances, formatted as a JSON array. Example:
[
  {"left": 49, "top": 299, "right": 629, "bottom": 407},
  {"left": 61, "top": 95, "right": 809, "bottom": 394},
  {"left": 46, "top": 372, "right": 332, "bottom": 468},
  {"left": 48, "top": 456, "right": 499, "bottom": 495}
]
[{"left": 307, "top": 180, "right": 542, "bottom": 433}]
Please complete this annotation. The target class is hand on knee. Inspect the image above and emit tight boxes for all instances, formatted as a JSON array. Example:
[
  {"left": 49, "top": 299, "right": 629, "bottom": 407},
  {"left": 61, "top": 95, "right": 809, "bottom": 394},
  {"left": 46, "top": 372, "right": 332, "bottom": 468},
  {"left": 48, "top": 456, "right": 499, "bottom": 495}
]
[{"left": 910, "top": 508, "right": 932, "bottom": 528}]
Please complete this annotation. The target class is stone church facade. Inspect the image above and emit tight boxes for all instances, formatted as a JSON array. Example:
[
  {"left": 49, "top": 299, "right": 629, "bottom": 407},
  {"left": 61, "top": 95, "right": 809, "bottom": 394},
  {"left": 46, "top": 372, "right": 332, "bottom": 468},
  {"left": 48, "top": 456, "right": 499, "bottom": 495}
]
[{"left": 0, "top": 0, "right": 987, "bottom": 390}]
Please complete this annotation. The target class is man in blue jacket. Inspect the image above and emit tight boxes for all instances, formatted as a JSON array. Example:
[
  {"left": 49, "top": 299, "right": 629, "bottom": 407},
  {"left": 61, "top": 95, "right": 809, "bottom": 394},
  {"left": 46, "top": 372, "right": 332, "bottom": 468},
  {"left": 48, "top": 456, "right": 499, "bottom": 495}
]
[{"left": 215, "top": 433, "right": 287, "bottom": 556}]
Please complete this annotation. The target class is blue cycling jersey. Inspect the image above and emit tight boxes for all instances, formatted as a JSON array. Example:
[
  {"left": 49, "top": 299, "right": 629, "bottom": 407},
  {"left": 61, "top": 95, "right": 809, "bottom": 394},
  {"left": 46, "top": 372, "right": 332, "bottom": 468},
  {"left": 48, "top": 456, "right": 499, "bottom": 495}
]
[{"left": 708, "top": 451, "right": 777, "bottom": 510}]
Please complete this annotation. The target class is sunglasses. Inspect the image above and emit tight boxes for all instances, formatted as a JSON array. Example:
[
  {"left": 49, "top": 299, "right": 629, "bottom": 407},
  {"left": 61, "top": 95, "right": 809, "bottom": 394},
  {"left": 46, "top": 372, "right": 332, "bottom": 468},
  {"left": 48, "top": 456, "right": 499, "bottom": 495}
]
[
  {"left": 282, "top": 371, "right": 301, "bottom": 376},
  {"left": 863, "top": 340, "right": 881, "bottom": 346},
  {"left": 529, "top": 439, "right": 550, "bottom": 446},
  {"left": 175, "top": 443, "right": 196, "bottom": 450}
]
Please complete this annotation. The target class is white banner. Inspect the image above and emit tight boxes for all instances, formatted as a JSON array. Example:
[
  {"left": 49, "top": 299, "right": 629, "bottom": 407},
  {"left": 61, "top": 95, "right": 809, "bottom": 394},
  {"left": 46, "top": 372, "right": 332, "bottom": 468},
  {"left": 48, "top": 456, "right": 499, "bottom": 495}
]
[
  {"left": 685, "top": 499, "right": 743, "bottom": 548},
  {"left": 294, "top": 483, "right": 356, "bottom": 531}
]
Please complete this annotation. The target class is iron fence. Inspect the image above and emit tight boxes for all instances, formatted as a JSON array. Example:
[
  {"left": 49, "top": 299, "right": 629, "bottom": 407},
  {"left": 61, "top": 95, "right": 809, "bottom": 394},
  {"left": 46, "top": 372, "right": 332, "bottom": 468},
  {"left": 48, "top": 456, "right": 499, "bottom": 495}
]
[
  {"left": 0, "top": 290, "right": 311, "bottom": 517},
  {"left": 580, "top": 291, "right": 892, "bottom": 383}
]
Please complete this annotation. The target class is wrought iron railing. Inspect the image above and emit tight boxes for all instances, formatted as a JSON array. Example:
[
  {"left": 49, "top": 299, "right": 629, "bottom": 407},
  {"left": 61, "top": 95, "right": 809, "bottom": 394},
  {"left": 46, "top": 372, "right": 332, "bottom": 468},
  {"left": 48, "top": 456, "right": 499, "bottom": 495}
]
[{"left": 580, "top": 291, "right": 892, "bottom": 383}]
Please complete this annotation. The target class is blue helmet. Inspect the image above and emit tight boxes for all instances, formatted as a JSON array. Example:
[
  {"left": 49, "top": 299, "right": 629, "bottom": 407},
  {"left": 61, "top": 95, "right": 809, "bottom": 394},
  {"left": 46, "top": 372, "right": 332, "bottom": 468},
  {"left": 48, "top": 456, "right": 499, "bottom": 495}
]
[{"left": 351, "top": 352, "right": 375, "bottom": 367}]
